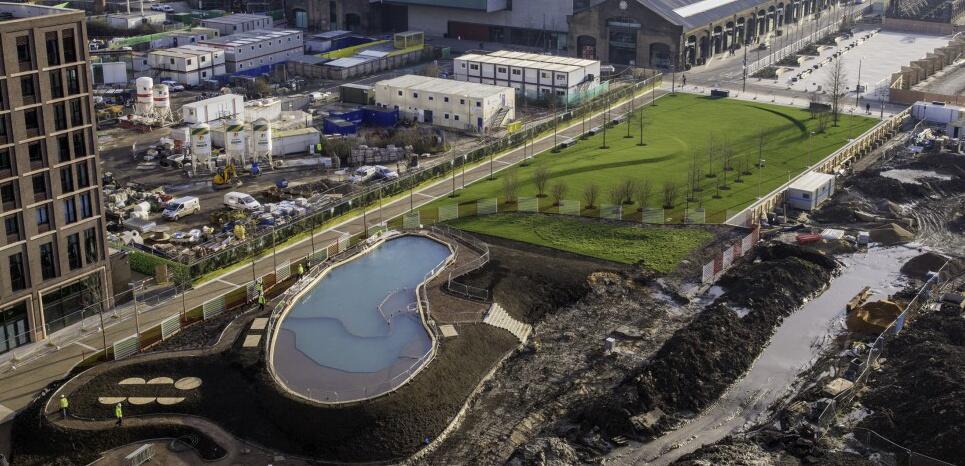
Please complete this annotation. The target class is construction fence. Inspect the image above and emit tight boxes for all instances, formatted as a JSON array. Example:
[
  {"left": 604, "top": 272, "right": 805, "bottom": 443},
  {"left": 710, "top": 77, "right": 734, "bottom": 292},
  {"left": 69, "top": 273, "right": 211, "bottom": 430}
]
[
  {"left": 701, "top": 226, "right": 761, "bottom": 284},
  {"left": 129, "top": 74, "right": 664, "bottom": 282},
  {"left": 816, "top": 261, "right": 955, "bottom": 465}
]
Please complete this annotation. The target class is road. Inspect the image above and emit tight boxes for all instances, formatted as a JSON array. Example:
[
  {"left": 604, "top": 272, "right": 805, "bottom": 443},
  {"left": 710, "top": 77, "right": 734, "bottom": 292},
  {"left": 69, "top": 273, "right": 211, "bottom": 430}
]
[{"left": 0, "top": 84, "right": 668, "bottom": 423}]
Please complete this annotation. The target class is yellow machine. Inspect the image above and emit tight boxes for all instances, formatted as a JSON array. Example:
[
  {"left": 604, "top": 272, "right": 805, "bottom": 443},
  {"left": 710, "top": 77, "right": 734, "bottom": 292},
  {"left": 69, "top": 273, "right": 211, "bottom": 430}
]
[{"left": 213, "top": 162, "right": 238, "bottom": 188}]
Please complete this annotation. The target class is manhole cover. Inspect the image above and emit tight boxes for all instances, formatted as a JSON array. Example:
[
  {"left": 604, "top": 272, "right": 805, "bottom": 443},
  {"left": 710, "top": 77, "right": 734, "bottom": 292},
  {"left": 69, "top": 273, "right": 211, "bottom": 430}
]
[
  {"left": 127, "top": 397, "right": 156, "bottom": 405},
  {"left": 174, "top": 377, "right": 202, "bottom": 390},
  {"left": 157, "top": 397, "right": 186, "bottom": 405},
  {"left": 147, "top": 377, "right": 174, "bottom": 385},
  {"left": 98, "top": 397, "right": 127, "bottom": 405},
  {"left": 118, "top": 377, "right": 146, "bottom": 385}
]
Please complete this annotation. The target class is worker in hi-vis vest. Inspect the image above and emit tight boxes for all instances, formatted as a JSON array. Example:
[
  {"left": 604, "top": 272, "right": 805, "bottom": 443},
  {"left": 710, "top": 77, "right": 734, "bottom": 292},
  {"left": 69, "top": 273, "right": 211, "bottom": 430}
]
[
  {"left": 297, "top": 263, "right": 305, "bottom": 278},
  {"left": 258, "top": 292, "right": 267, "bottom": 312},
  {"left": 59, "top": 394, "right": 69, "bottom": 419},
  {"left": 114, "top": 403, "right": 123, "bottom": 426}
]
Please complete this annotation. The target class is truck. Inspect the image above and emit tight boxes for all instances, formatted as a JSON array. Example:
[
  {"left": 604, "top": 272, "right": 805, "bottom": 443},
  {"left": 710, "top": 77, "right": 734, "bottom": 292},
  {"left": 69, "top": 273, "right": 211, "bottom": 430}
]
[
  {"left": 162, "top": 196, "right": 200, "bottom": 220},
  {"left": 223, "top": 192, "right": 262, "bottom": 212}
]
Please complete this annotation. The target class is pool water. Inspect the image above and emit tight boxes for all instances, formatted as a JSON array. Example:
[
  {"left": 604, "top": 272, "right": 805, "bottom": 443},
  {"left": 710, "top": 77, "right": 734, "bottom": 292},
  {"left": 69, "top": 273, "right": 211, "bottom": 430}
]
[{"left": 271, "top": 235, "right": 451, "bottom": 398}]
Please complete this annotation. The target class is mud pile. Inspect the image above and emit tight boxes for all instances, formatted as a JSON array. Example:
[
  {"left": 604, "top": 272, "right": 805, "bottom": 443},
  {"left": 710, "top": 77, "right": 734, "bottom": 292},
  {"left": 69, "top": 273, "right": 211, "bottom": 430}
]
[
  {"left": 632, "top": 243, "right": 838, "bottom": 424},
  {"left": 860, "top": 307, "right": 965, "bottom": 464},
  {"left": 900, "top": 251, "right": 949, "bottom": 280},
  {"left": 849, "top": 171, "right": 929, "bottom": 203}
]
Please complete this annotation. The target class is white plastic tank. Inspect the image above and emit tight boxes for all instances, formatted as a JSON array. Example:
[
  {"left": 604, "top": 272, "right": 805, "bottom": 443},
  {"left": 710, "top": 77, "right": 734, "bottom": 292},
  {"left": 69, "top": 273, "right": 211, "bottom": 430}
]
[
  {"left": 190, "top": 122, "right": 212, "bottom": 162},
  {"left": 152, "top": 84, "right": 171, "bottom": 112},
  {"left": 225, "top": 119, "right": 246, "bottom": 163},
  {"left": 135, "top": 77, "right": 154, "bottom": 116},
  {"left": 252, "top": 118, "right": 272, "bottom": 158}
]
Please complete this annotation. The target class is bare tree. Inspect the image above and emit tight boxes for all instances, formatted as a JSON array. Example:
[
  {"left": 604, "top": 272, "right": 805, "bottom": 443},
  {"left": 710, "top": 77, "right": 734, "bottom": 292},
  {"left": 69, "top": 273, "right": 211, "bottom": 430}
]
[
  {"left": 635, "top": 179, "right": 652, "bottom": 210},
  {"left": 550, "top": 181, "right": 568, "bottom": 206},
  {"left": 826, "top": 58, "right": 848, "bottom": 126},
  {"left": 662, "top": 182, "right": 678, "bottom": 209},
  {"left": 502, "top": 170, "right": 519, "bottom": 204},
  {"left": 583, "top": 184, "right": 600, "bottom": 209},
  {"left": 608, "top": 185, "right": 624, "bottom": 206},
  {"left": 756, "top": 128, "right": 766, "bottom": 168},
  {"left": 706, "top": 134, "right": 718, "bottom": 179},
  {"left": 533, "top": 167, "right": 550, "bottom": 198},
  {"left": 619, "top": 179, "right": 636, "bottom": 204}
]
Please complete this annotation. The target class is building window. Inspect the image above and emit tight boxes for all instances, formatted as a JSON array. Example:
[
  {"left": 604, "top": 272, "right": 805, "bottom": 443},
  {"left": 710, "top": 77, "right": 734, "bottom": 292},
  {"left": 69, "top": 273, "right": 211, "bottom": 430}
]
[
  {"left": 50, "top": 71, "right": 63, "bottom": 99},
  {"left": 541, "top": 72, "right": 548, "bottom": 78},
  {"left": 66, "top": 233, "right": 81, "bottom": 270},
  {"left": 428, "top": 96, "right": 433, "bottom": 101},
  {"left": 0, "top": 183, "right": 16, "bottom": 208},
  {"left": 4, "top": 215, "right": 19, "bottom": 241},
  {"left": 0, "top": 149, "right": 11, "bottom": 176},
  {"left": 45, "top": 32, "right": 60, "bottom": 66},
  {"left": 20, "top": 77, "right": 36, "bottom": 104},
  {"left": 60, "top": 167, "right": 74, "bottom": 193},
  {"left": 66, "top": 68, "right": 79, "bottom": 95},
  {"left": 476, "top": 101, "right": 481, "bottom": 107},
  {"left": 36, "top": 204, "right": 50, "bottom": 230},
  {"left": 32, "top": 175, "right": 47, "bottom": 201},
  {"left": 444, "top": 113, "right": 449, "bottom": 119},
  {"left": 76, "top": 162, "right": 89, "bottom": 187},
  {"left": 54, "top": 103, "right": 67, "bottom": 131},
  {"left": 72, "top": 132, "right": 86, "bottom": 158},
  {"left": 57, "top": 136, "right": 70, "bottom": 162},
  {"left": 69, "top": 99, "right": 83, "bottom": 127},
  {"left": 459, "top": 99, "right": 465, "bottom": 105},
  {"left": 497, "top": 67, "right": 507, "bottom": 73},
  {"left": 556, "top": 89, "right": 565, "bottom": 96},
  {"left": 79, "top": 192, "right": 92, "bottom": 218},
  {"left": 84, "top": 227, "right": 97, "bottom": 264},
  {"left": 39, "top": 242, "right": 56, "bottom": 280},
  {"left": 16, "top": 36, "right": 32, "bottom": 70},
  {"left": 454, "top": 115, "right": 460, "bottom": 121},
  {"left": 28, "top": 143, "right": 44, "bottom": 168},
  {"left": 24, "top": 108, "right": 41, "bottom": 135},
  {"left": 397, "top": 90, "right": 402, "bottom": 96},
  {"left": 62, "top": 29, "right": 77, "bottom": 63},
  {"left": 8, "top": 253, "right": 25, "bottom": 291},
  {"left": 443, "top": 97, "right": 449, "bottom": 103},
  {"left": 512, "top": 69, "right": 521, "bottom": 75},
  {"left": 63, "top": 197, "right": 76, "bottom": 224},
  {"left": 469, "top": 64, "right": 479, "bottom": 70},
  {"left": 413, "top": 92, "right": 418, "bottom": 98}
]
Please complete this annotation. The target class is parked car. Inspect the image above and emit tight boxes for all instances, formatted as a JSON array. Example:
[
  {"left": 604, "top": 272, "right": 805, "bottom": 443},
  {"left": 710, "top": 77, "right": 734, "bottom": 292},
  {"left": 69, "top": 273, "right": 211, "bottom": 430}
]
[
  {"left": 162, "top": 196, "right": 200, "bottom": 220},
  {"left": 373, "top": 165, "right": 399, "bottom": 180},
  {"left": 150, "top": 4, "right": 163, "bottom": 10},
  {"left": 223, "top": 192, "right": 262, "bottom": 212},
  {"left": 349, "top": 166, "right": 377, "bottom": 183},
  {"left": 160, "top": 5, "right": 174, "bottom": 12},
  {"left": 169, "top": 84, "right": 185, "bottom": 92}
]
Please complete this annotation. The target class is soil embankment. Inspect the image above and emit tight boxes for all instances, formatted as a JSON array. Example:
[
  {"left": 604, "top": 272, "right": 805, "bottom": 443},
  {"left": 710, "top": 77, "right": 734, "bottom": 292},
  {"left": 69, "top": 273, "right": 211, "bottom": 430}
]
[{"left": 860, "top": 306, "right": 965, "bottom": 464}]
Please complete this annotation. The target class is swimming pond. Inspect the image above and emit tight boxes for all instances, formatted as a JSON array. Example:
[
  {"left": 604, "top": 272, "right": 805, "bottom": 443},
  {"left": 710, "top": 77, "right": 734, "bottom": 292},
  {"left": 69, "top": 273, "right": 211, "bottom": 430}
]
[{"left": 270, "top": 235, "right": 452, "bottom": 402}]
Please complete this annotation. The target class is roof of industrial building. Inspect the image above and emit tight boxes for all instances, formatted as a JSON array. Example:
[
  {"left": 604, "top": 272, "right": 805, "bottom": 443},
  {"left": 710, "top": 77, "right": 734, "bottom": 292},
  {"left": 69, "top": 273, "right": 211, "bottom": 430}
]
[
  {"left": 789, "top": 172, "right": 835, "bottom": 192},
  {"left": 377, "top": 75, "right": 511, "bottom": 98},
  {"left": 200, "top": 13, "right": 270, "bottom": 25},
  {"left": 457, "top": 53, "right": 581, "bottom": 73},
  {"left": 200, "top": 29, "right": 301, "bottom": 47},
  {"left": 0, "top": 2, "right": 78, "bottom": 20},
  {"left": 326, "top": 57, "right": 372, "bottom": 68},
  {"left": 633, "top": 0, "right": 768, "bottom": 30},
  {"left": 486, "top": 50, "right": 599, "bottom": 68},
  {"left": 309, "top": 29, "right": 352, "bottom": 40}
]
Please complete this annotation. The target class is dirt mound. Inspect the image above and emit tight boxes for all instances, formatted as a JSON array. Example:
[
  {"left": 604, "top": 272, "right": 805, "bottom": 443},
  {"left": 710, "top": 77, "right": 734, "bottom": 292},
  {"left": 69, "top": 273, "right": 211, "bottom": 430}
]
[
  {"left": 849, "top": 171, "right": 929, "bottom": 203},
  {"left": 461, "top": 234, "right": 630, "bottom": 323},
  {"left": 860, "top": 308, "right": 965, "bottom": 464},
  {"left": 869, "top": 223, "right": 914, "bottom": 245},
  {"left": 812, "top": 202, "right": 861, "bottom": 224},
  {"left": 507, "top": 437, "right": 580, "bottom": 466},
  {"left": 846, "top": 301, "right": 902, "bottom": 335},
  {"left": 632, "top": 244, "right": 837, "bottom": 426},
  {"left": 900, "top": 252, "right": 949, "bottom": 280}
]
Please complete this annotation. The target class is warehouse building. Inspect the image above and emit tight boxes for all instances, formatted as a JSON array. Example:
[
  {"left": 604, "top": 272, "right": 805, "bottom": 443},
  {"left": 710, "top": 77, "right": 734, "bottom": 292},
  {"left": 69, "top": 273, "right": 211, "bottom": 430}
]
[
  {"left": 146, "top": 45, "right": 227, "bottom": 86},
  {"left": 200, "top": 13, "right": 273, "bottom": 36},
  {"left": 199, "top": 29, "right": 304, "bottom": 73},
  {"left": 373, "top": 75, "right": 514, "bottom": 132},
  {"left": 454, "top": 50, "right": 602, "bottom": 103}
]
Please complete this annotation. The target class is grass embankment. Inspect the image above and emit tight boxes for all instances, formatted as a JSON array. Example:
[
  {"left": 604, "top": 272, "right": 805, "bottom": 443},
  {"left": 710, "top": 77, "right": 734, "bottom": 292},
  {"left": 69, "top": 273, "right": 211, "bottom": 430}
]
[
  {"left": 448, "top": 213, "right": 713, "bottom": 273},
  {"left": 428, "top": 93, "right": 877, "bottom": 222}
]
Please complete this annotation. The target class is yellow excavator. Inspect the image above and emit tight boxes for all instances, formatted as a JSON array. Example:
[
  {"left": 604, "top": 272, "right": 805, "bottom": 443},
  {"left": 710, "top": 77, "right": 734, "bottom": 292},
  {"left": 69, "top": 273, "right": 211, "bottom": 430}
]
[{"left": 212, "top": 162, "right": 238, "bottom": 189}]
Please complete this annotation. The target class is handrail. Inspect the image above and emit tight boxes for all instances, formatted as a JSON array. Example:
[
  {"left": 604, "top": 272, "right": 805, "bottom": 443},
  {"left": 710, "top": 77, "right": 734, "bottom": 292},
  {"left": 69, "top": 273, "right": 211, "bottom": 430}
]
[{"left": 429, "top": 225, "right": 492, "bottom": 301}]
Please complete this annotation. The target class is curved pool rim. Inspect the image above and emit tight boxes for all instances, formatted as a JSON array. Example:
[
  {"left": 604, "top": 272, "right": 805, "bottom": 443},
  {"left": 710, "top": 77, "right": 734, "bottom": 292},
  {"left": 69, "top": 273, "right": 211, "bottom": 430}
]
[{"left": 266, "top": 232, "right": 455, "bottom": 405}]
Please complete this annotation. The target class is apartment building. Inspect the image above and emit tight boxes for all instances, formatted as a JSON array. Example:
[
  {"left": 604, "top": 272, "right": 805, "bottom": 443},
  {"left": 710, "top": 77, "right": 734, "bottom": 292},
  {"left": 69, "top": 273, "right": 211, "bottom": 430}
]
[
  {"left": 373, "top": 74, "right": 514, "bottom": 132},
  {"left": 147, "top": 45, "right": 227, "bottom": 85},
  {"left": 200, "top": 29, "right": 304, "bottom": 73},
  {"left": 454, "top": 50, "right": 602, "bottom": 103},
  {"left": 200, "top": 13, "right": 273, "bottom": 36},
  {"left": 0, "top": 3, "right": 110, "bottom": 355}
]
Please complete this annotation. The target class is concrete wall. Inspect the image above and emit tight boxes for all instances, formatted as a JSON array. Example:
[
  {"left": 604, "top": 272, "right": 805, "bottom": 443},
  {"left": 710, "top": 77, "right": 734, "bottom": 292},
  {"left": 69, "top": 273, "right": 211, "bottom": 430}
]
[{"left": 882, "top": 17, "right": 964, "bottom": 35}]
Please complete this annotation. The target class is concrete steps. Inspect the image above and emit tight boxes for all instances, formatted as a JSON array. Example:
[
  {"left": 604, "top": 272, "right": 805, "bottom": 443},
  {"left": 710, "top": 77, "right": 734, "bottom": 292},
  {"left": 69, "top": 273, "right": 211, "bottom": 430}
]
[{"left": 483, "top": 303, "right": 532, "bottom": 344}]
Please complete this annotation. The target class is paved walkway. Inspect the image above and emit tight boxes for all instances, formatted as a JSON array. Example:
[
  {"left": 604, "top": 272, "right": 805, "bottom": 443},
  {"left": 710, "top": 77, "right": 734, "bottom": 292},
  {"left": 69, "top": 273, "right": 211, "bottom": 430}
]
[{"left": 0, "top": 84, "right": 667, "bottom": 422}]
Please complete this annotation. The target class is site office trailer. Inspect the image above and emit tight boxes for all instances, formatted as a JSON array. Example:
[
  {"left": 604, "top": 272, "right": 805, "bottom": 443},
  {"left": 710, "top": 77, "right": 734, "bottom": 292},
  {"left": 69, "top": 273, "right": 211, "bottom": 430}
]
[
  {"left": 182, "top": 94, "right": 246, "bottom": 124},
  {"left": 374, "top": 77, "right": 514, "bottom": 132},
  {"left": 455, "top": 55, "right": 589, "bottom": 101}
]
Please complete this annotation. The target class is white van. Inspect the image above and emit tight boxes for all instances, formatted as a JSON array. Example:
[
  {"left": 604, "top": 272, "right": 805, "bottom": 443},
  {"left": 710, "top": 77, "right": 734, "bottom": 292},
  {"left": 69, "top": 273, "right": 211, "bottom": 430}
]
[
  {"left": 162, "top": 196, "right": 200, "bottom": 220},
  {"left": 224, "top": 192, "right": 262, "bottom": 212}
]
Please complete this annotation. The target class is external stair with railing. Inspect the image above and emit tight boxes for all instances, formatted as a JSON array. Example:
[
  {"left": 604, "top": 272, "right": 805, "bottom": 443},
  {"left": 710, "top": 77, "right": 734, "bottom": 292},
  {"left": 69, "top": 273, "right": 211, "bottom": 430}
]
[{"left": 483, "top": 303, "right": 532, "bottom": 344}]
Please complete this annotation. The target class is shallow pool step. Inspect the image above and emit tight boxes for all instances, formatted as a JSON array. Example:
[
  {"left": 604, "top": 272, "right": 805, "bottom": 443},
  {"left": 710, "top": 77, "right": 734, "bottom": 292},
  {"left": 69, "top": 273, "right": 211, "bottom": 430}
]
[{"left": 483, "top": 303, "right": 533, "bottom": 345}]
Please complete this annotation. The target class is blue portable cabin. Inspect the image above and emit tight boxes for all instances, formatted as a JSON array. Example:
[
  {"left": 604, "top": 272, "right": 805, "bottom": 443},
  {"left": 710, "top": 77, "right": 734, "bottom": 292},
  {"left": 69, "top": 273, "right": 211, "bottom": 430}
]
[
  {"left": 362, "top": 106, "right": 399, "bottom": 127},
  {"left": 323, "top": 118, "right": 357, "bottom": 135}
]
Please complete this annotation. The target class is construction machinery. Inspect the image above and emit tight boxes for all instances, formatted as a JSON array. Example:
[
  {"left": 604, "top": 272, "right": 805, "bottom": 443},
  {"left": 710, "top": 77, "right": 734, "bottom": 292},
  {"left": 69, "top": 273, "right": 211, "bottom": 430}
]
[{"left": 213, "top": 162, "right": 239, "bottom": 189}]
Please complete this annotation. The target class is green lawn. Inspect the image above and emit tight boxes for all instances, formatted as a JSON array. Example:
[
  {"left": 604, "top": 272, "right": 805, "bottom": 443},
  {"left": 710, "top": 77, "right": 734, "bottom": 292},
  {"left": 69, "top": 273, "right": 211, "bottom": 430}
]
[
  {"left": 448, "top": 213, "right": 714, "bottom": 272},
  {"left": 430, "top": 93, "right": 877, "bottom": 223}
]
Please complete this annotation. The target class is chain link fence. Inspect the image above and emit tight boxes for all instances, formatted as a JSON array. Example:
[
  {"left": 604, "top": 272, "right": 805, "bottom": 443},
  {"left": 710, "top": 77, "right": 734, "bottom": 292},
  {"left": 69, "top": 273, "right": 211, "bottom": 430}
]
[{"left": 851, "top": 428, "right": 956, "bottom": 466}]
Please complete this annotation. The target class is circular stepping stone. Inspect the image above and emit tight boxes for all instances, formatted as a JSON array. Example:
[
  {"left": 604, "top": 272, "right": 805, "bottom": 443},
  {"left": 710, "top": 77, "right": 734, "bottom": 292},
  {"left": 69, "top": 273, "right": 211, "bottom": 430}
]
[
  {"left": 146, "top": 377, "right": 174, "bottom": 385},
  {"left": 118, "top": 377, "right": 146, "bottom": 385},
  {"left": 98, "top": 397, "right": 127, "bottom": 405},
  {"left": 174, "top": 377, "right": 202, "bottom": 390},
  {"left": 156, "top": 397, "right": 185, "bottom": 406},
  {"left": 127, "top": 397, "right": 156, "bottom": 405}
]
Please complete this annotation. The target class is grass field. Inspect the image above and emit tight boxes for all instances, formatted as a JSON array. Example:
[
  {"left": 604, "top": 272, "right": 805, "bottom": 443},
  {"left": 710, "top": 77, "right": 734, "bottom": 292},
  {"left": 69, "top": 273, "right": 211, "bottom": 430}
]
[
  {"left": 448, "top": 213, "right": 714, "bottom": 272},
  {"left": 429, "top": 93, "right": 877, "bottom": 223}
]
